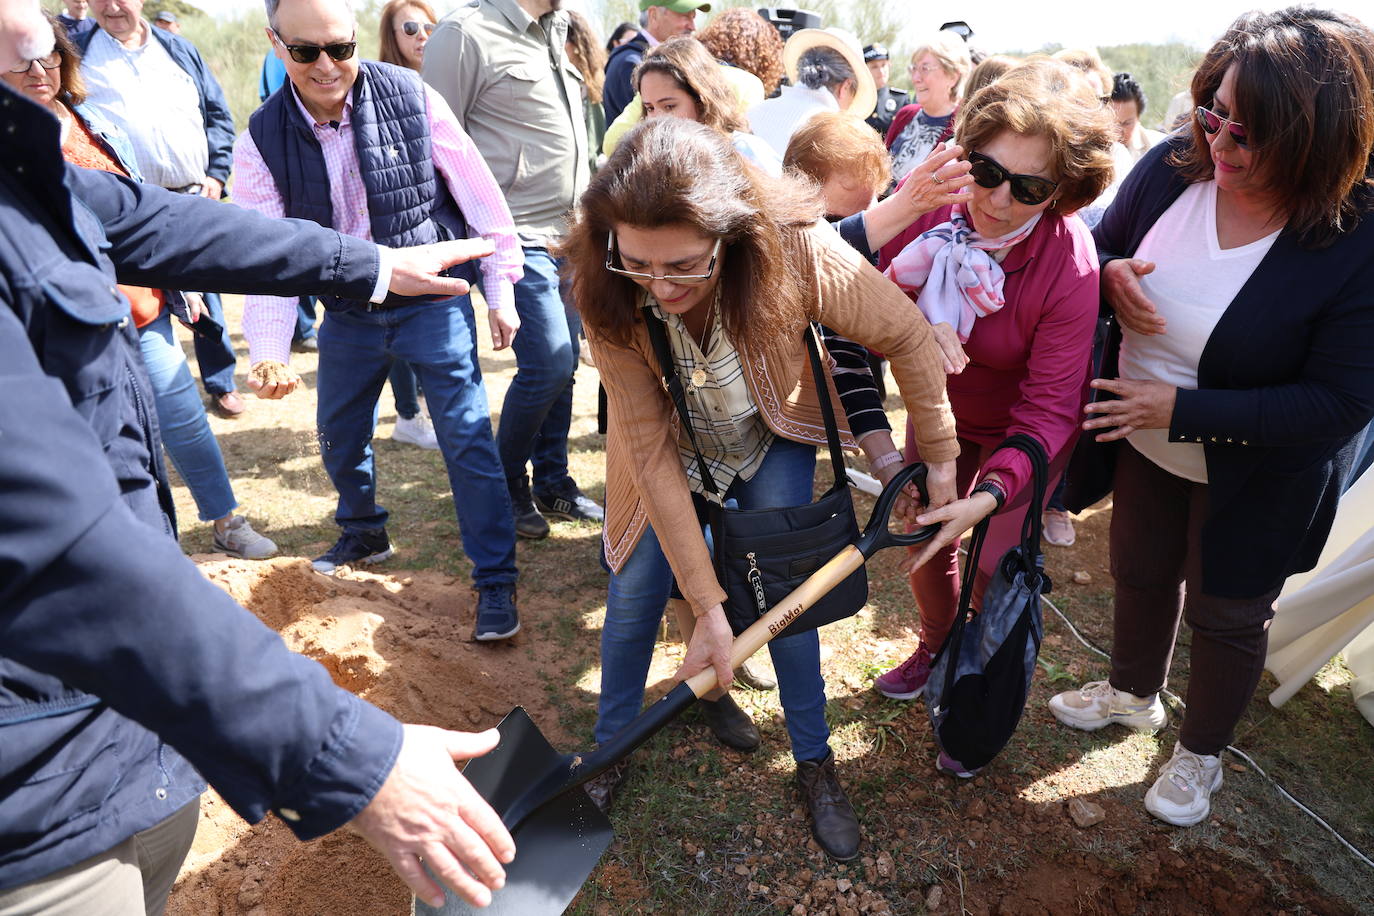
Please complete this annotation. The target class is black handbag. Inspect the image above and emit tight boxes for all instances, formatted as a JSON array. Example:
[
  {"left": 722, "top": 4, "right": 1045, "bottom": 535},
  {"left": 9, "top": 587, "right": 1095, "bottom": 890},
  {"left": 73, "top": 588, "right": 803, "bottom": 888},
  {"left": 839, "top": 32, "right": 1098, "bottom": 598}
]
[
  {"left": 643, "top": 309, "right": 868, "bottom": 639},
  {"left": 926, "top": 433, "right": 1052, "bottom": 772},
  {"left": 1063, "top": 315, "right": 1123, "bottom": 513}
]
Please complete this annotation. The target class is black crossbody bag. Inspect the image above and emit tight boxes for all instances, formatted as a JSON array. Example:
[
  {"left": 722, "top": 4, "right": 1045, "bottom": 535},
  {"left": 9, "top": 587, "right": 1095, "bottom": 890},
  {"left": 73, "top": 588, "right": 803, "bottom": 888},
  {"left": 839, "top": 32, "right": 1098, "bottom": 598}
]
[{"left": 643, "top": 308, "right": 868, "bottom": 638}]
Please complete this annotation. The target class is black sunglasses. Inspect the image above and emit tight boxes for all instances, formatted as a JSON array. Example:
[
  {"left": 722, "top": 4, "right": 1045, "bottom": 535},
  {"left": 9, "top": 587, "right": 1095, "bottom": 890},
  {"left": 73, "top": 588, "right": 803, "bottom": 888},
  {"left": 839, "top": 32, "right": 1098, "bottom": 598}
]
[
  {"left": 273, "top": 30, "right": 357, "bottom": 64},
  {"left": 400, "top": 20, "right": 437, "bottom": 36},
  {"left": 967, "top": 152, "right": 1059, "bottom": 206},
  {"left": 1195, "top": 105, "right": 1249, "bottom": 149}
]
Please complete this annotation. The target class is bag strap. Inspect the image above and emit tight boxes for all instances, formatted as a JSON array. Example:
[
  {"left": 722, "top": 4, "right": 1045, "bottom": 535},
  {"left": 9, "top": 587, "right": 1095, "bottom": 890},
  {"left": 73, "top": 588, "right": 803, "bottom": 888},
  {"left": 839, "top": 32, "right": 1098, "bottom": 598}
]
[
  {"left": 642, "top": 304, "right": 725, "bottom": 503},
  {"left": 995, "top": 432, "right": 1051, "bottom": 557},
  {"left": 640, "top": 305, "right": 849, "bottom": 500},
  {"left": 933, "top": 432, "right": 1048, "bottom": 701},
  {"left": 803, "top": 324, "right": 850, "bottom": 491}
]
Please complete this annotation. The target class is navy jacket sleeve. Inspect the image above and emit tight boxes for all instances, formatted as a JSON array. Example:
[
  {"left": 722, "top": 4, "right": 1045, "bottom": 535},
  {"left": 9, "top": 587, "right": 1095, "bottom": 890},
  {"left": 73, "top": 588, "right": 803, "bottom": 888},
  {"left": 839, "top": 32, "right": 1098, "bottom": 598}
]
[
  {"left": 0, "top": 305, "right": 402, "bottom": 840},
  {"left": 66, "top": 166, "right": 381, "bottom": 298},
  {"left": 1169, "top": 250, "right": 1374, "bottom": 447},
  {"left": 601, "top": 42, "right": 643, "bottom": 127}
]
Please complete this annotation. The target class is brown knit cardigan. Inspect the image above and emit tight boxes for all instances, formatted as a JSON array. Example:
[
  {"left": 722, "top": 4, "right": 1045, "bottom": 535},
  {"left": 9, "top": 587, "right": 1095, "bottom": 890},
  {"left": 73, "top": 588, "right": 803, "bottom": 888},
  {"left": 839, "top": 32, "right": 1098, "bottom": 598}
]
[{"left": 588, "top": 222, "right": 959, "bottom": 617}]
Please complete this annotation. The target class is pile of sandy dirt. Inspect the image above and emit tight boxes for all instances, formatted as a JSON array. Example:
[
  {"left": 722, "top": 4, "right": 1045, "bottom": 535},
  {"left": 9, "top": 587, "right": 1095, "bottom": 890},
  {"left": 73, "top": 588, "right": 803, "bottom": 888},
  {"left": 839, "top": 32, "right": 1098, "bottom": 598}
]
[{"left": 168, "top": 555, "right": 577, "bottom": 916}]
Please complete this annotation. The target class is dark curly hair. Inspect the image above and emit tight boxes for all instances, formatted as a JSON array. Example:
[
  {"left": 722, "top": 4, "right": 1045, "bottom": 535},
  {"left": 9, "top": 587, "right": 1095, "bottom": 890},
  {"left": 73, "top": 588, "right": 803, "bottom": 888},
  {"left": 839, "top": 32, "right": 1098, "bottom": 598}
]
[{"left": 697, "top": 8, "right": 785, "bottom": 95}]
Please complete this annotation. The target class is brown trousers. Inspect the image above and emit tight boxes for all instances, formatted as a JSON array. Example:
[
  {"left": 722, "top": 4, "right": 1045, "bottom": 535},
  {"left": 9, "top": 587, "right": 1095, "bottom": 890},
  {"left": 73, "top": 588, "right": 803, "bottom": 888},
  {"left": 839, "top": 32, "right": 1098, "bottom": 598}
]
[{"left": 1108, "top": 443, "right": 1279, "bottom": 756}]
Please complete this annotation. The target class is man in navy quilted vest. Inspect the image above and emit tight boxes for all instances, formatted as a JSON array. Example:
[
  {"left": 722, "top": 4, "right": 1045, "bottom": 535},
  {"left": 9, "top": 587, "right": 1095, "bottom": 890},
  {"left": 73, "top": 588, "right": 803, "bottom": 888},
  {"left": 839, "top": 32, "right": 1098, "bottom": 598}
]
[{"left": 235, "top": 0, "right": 526, "bottom": 640}]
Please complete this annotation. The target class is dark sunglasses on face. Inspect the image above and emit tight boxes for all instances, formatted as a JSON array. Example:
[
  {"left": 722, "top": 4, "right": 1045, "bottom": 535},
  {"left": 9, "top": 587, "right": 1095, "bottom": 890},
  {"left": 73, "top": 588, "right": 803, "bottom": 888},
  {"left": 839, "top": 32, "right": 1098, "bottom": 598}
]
[
  {"left": 967, "top": 152, "right": 1059, "bottom": 206},
  {"left": 400, "top": 20, "right": 436, "bottom": 36},
  {"left": 273, "top": 30, "right": 357, "bottom": 64},
  {"left": 1195, "top": 105, "right": 1249, "bottom": 148}
]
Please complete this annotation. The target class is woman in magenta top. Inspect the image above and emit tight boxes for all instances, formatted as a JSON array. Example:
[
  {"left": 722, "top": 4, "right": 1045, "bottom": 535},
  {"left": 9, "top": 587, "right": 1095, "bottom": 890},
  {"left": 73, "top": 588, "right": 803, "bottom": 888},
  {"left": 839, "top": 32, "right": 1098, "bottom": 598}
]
[{"left": 864, "top": 61, "right": 1116, "bottom": 754}]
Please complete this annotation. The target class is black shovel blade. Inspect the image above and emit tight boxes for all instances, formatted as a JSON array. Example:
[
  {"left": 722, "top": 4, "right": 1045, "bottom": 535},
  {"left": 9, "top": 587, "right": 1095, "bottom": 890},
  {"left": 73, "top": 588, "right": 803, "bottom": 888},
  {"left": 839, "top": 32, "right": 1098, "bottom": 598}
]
[{"left": 430, "top": 707, "right": 613, "bottom": 916}]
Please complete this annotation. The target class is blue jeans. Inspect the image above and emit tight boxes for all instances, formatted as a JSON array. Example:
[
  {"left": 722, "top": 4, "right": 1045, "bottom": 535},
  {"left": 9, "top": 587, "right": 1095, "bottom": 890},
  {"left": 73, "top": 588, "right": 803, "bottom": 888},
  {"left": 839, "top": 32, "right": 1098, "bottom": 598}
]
[
  {"left": 138, "top": 311, "right": 237, "bottom": 522},
  {"left": 595, "top": 436, "right": 832, "bottom": 762},
  {"left": 293, "top": 296, "right": 317, "bottom": 343},
  {"left": 190, "top": 291, "right": 238, "bottom": 397},
  {"left": 315, "top": 296, "right": 517, "bottom": 586},
  {"left": 389, "top": 360, "right": 422, "bottom": 420},
  {"left": 499, "top": 248, "right": 580, "bottom": 493}
]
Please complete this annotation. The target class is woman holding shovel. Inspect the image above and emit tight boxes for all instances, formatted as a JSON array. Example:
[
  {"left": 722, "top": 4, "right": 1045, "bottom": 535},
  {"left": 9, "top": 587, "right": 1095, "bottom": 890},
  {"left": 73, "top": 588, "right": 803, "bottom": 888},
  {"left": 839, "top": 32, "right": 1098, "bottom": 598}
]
[{"left": 563, "top": 116, "right": 961, "bottom": 861}]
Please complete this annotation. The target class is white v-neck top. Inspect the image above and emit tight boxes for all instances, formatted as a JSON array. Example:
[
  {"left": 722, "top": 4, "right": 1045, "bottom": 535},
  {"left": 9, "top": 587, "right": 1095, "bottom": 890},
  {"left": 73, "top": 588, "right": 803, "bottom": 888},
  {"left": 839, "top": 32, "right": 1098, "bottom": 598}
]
[{"left": 1118, "top": 180, "right": 1281, "bottom": 482}]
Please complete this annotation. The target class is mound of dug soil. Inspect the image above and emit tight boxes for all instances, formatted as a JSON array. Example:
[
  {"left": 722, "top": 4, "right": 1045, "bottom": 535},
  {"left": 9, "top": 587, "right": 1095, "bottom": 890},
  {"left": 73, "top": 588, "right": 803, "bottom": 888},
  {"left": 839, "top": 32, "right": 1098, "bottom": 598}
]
[{"left": 168, "top": 556, "right": 575, "bottom": 916}]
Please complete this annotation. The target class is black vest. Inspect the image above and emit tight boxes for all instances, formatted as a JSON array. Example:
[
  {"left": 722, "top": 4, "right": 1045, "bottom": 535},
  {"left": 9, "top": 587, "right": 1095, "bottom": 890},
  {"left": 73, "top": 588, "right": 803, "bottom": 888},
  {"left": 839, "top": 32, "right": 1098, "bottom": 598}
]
[{"left": 249, "top": 61, "right": 476, "bottom": 310}]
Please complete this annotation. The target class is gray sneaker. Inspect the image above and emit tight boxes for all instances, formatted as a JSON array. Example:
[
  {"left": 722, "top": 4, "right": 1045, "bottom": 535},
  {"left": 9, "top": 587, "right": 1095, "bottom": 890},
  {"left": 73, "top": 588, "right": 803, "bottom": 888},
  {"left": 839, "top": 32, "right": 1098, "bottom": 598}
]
[
  {"left": 1048, "top": 680, "right": 1167, "bottom": 732},
  {"left": 213, "top": 516, "right": 278, "bottom": 560},
  {"left": 1144, "top": 742, "right": 1223, "bottom": 826}
]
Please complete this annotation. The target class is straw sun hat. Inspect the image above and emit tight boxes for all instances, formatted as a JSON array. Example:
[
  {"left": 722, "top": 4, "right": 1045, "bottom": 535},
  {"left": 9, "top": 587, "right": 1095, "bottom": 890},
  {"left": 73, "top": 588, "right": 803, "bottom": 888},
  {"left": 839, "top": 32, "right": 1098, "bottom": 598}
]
[{"left": 781, "top": 27, "right": 878, "bottom": 118}]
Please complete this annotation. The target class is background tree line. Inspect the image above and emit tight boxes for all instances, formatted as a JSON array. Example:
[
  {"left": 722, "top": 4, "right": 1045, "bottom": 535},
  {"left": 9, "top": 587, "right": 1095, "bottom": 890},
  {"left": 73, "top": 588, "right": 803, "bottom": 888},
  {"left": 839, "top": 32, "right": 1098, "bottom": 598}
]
[{"left": 40, "top": 0, "right": 1198, "bottom": 140}]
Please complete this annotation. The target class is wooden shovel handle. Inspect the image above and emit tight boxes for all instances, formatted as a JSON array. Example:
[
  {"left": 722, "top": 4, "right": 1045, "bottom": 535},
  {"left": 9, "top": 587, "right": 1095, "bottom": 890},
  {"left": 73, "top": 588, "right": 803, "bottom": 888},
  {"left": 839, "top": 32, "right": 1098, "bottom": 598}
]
[{"left": 683, "top": 545, "right": 866, "bottom": 697}]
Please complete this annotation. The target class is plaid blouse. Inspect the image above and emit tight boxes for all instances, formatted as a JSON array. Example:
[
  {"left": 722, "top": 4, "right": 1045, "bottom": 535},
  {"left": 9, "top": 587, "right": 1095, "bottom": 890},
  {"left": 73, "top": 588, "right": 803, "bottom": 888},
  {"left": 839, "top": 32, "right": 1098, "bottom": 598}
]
[{"left": 649, "top": 293, "right": 774, "bottom": 496}]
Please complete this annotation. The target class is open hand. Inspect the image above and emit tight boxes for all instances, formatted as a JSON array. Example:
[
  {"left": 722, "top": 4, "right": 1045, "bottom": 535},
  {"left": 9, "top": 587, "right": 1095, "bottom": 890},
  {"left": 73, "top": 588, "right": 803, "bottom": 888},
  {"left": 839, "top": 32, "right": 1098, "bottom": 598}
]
[
  {"left": 1082, "top": 377, "right": 1177, "bottom": 441},
  {"left": 350, "top": 724, "right": 515, "bottom": 909},
  {"left": 1102, "top": 258, "right": 1165, "bottom": 335},
  {"left": 389, "top": 238, "right": 497, "bottom": 300},
  {"left": 901, "top": 489, "right": 1000, "bottom": 575},
  {"left": 930, "top": 322, "right": 968, "bottom": 374},
  {"left": 901, "top": 143, "right": 975, "bottom": 215}
]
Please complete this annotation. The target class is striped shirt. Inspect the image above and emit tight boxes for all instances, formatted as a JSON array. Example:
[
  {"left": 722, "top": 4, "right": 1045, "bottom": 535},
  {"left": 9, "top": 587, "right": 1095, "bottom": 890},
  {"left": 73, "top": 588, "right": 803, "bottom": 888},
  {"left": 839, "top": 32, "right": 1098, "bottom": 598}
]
[
  {"left": 233, "top": 82, "right": 523, "bottom": 366},
  {"left": 80, "top": 24, "right": 207, "bottom": 189},
  {"left": 651, "top": 293, "right": 773, "bottom": 494}
]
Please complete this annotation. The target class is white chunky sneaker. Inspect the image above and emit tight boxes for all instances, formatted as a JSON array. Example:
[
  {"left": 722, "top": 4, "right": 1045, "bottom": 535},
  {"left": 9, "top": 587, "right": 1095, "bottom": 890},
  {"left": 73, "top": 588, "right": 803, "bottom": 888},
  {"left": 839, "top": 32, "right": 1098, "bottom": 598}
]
[
  {"left": 1048, "top": 680, "right": 1168, "bottom": 732},
  {"left": 213, "top": 516, "right": 278, "bottom": 560},
  {"left": 393, "top": 413, "right": 439, "bottom": 450},
  {"left": 1145, "top": 742, "right": 1223, "bottom": 826}
]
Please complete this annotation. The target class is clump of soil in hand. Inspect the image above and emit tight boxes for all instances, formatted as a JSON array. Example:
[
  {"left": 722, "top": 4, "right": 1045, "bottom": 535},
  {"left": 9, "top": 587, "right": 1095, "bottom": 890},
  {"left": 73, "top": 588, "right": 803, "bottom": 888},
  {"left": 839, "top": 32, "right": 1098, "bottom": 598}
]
[{"left": 250, "top": 360, "right": 296, "bottom": 388}]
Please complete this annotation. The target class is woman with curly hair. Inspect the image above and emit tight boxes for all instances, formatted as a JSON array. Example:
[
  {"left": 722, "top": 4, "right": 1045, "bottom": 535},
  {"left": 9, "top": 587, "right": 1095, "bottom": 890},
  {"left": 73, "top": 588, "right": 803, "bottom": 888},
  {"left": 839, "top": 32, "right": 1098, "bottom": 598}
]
[
  {"left": 867, "top": 63, "right": 1118, "bottom": 781},
  {"left": 697, "top": 7, "right": 785, "bottom": 96}
]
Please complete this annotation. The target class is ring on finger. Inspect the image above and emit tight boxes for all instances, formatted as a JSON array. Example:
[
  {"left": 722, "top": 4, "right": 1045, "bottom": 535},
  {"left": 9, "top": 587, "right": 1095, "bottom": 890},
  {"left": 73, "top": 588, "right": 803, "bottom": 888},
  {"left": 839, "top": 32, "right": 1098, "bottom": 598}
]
[{"left": 931, "top": 173, "right": 945, "bottom": 185}]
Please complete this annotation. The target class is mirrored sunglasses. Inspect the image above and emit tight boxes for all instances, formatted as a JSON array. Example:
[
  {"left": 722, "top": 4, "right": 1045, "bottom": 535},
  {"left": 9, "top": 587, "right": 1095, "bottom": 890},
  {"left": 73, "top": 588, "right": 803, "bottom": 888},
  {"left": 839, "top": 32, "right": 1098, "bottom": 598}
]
[
  {"left": 400, "top": 20, "right": 437, "bottom": 36},
  {"left": 1195, "top": 105, "right": 1249, "bottom": 148},
  {"left": 967, "top": 152, "right": 1059, "bottom": 206}
]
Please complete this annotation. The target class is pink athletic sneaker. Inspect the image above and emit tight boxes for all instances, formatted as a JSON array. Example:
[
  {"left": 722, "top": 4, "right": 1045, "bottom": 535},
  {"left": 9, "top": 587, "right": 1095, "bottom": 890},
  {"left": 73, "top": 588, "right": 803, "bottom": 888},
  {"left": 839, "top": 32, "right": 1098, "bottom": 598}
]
[{"left": 874, "top": 645, "right": 933, "bottom": 700}]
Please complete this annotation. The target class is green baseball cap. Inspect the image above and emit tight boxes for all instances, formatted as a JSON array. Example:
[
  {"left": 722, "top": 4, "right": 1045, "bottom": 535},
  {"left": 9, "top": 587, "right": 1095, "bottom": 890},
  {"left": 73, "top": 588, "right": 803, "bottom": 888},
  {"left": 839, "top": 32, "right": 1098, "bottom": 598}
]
[{"left": 639, "top": 0, "right": 712, "bottom": 13}]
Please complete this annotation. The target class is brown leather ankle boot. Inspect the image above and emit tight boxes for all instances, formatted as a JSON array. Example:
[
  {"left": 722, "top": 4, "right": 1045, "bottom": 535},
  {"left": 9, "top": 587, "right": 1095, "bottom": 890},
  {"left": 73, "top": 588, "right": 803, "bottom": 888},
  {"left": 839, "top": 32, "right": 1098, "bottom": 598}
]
[{"left": 796, "top": 751, "right": 860, "bottom": 861}]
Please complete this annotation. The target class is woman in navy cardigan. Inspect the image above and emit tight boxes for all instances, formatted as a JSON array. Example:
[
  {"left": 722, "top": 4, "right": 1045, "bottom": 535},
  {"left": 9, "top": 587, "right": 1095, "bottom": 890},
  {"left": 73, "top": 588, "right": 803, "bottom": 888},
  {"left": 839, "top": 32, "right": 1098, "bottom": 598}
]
[{"left": 1049, "top": 6, "right": 1374, "bottom": 827}]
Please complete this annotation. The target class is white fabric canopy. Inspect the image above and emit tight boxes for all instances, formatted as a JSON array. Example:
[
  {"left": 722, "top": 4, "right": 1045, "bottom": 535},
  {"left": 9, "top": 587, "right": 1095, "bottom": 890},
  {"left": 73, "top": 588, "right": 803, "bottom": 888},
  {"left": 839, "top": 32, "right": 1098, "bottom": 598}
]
[{"left": 1266, "top": 466, "right": 1374, "bottom": 726}]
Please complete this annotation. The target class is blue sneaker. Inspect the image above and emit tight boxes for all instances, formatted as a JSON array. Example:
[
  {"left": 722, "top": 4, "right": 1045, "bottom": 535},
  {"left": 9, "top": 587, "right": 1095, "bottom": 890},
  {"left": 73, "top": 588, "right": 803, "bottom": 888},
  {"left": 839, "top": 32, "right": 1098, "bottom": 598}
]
[
  {"left": 312, "top": 529, "right": 392, "bottom": 575},
  {"left": 473, "top": 584, "right": 520, "bottom": 641}
]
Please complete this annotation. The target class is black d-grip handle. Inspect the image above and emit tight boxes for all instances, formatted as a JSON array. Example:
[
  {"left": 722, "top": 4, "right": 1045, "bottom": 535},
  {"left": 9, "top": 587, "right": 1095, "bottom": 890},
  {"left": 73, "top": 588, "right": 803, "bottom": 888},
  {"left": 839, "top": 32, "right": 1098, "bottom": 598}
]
[{"left": 854, "top": 462, "right": 941, "bottom": 557}]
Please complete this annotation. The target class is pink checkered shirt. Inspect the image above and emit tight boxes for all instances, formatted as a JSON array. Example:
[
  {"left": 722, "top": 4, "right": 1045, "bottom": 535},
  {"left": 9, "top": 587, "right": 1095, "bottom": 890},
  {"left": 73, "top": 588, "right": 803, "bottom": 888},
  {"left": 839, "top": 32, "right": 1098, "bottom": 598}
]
[{"left": 232, "top": 82, "right": 523, "bottom": 366}]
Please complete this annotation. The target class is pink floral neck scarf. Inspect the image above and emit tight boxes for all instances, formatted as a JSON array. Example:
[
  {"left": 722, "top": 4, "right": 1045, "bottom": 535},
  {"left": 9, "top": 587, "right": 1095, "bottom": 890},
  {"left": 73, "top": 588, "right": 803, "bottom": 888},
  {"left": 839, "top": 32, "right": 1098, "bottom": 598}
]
[{"left": 884, "top": 204, "right": 1042, "bottom": 342}]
